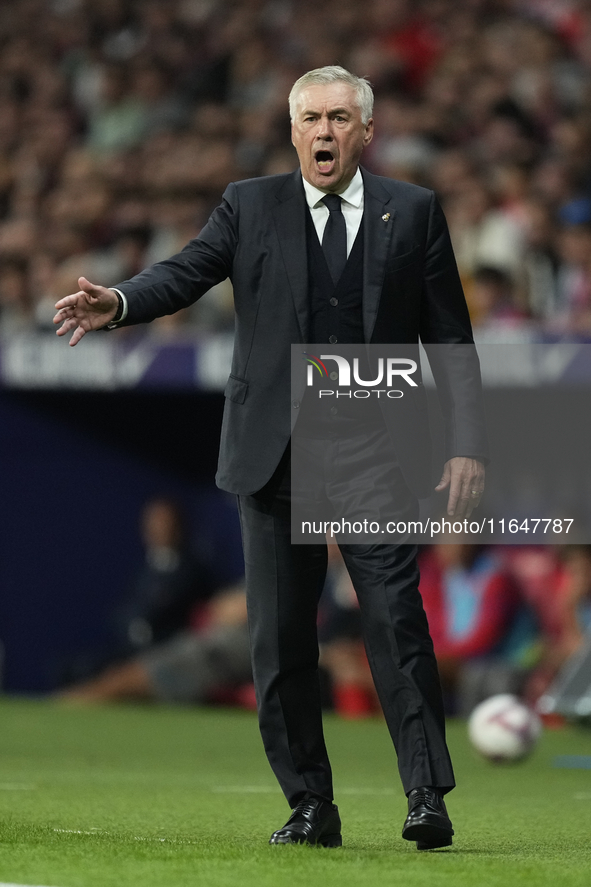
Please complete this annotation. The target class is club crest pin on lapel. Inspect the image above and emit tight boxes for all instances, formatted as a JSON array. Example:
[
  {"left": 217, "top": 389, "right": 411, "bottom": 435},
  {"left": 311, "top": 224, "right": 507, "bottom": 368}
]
[{"left": 382, "top": 213, "right": 391, "bottom": 221}]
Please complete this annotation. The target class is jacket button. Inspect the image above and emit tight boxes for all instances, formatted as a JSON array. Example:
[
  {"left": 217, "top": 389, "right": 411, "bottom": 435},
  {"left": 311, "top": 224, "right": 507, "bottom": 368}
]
[
  {"left": 292, "top": 400, "right": 300, "bottom": 408},
  {"left": 329, "top": 335, "right": 337, "bottom": 343},
  {"left": 330, "top": 406, "right": 338, "bottom": 415},
  {"left": 329, "top": 297, "right": 338, "bottom": 306},
  {"left": 330, "top": 371, "right": 338, "bottom": 380}
]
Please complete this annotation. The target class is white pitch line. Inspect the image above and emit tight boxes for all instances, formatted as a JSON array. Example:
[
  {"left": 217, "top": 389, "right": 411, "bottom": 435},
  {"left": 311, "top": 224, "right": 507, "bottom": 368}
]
[
  {"left": 0, "top": 883, "right": 62, "bottom": 887},
  {"left": 52, "top": 828, "right": 199, "bottom": 845},
  {"left": 53, "top": 828, "right": 105, "bottom": 835}
]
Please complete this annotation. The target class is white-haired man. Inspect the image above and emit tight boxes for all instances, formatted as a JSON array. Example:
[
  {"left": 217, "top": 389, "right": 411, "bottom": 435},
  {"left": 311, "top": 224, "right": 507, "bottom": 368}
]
[{"left": 55, "top": 66, "right": 486, "bottom": 849}]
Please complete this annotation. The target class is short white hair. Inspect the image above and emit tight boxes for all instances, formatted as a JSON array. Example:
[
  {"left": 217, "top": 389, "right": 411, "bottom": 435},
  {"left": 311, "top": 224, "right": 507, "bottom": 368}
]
[{"left": 289, "top": 66, "right": 374, "bottom": 125}]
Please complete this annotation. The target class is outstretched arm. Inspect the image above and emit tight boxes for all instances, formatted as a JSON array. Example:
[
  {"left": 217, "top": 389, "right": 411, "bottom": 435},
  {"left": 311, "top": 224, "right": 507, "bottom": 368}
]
[
  {"left": 54, "top": 184, "right": 239, "bottom": 342},
  {"left": 54, "top": 277, "right": 119, "bottom": 346}
]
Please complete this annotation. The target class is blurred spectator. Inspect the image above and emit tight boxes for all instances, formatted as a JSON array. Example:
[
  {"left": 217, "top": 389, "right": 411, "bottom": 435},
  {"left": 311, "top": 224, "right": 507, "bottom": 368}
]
[
  {"left": 113, "top": 496, "right": 216, "bottom": 652},
  {"left": 555, "top": 545, "right": 591, "bottom": 652},
  {"left": 57, "top": 581, "right": 252, "bottom": 706},
  {"left": 55, "top": 494, "right": 250, "bottom": 704},
  {"left": 85, "top": 62, "right": 149, "bottom": 154},
  {"left": 0, "top": 257, "right": 31, "bottom": 333},
  {"left": 549, "top": 197, "right": 591, "bottom": 334},
  {"left": 521, "top": 195, "right": 561, "bottom": 321},
  {"left": 520, "top": 544, "right": 591, "bottom": 703},
  {"left": 445, "top": 177, "right": 525, "bottom": 283},
  {"left": 59, "top": 495, "right": 217, "bottom": 686},
  {"left": 470, "top": 265, "right": 536, "bottom": 343}
]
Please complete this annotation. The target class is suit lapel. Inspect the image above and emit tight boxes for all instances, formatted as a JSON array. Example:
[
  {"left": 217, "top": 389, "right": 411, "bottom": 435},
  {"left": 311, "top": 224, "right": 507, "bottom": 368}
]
[
  {"left": 272, "top": 170, "right": 309, "bottom": 342},
  {"left": 361, "top": 168, "right": 395, "bottom": 342}
]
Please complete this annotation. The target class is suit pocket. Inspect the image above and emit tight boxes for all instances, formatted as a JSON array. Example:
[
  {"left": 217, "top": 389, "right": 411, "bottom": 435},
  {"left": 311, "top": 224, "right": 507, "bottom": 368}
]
[
  {"left": 224, "top": 374, "right": 249, "bottom": 404},
  {"left": 388, "top": 244, "right": 421, "bottom": 271}
]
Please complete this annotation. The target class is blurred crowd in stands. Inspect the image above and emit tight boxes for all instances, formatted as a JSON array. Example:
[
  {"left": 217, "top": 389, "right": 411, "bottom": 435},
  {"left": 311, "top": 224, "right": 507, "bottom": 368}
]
[{"left": 3, "top": 0, "right": 591, "bottom": 339}]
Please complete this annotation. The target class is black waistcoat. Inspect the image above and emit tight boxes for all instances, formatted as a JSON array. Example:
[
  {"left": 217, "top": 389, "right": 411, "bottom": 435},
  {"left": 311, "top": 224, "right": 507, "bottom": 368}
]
[
  {"left": 298, "top": 211, "right": 383, "bottom": 434},
  {"left": 307, "top": 209, "right": 364, "bottom": 345}
]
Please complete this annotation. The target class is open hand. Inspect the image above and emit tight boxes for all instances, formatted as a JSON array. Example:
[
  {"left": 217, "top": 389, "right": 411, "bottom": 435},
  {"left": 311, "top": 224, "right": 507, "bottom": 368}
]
[{"left": 54, "top": 277, "right": 119, "bottom": 346}]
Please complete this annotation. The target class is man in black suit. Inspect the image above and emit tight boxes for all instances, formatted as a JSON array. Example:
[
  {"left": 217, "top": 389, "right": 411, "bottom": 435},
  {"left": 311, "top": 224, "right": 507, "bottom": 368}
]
[{"left": 54, "top": 66, "right": 486, "bottom": 850}]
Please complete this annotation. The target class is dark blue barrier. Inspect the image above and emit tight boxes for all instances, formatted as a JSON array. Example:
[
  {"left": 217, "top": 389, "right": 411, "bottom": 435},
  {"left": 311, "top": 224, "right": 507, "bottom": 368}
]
[{"left": 0, "top": 390, "right": 243, "bottom": 693}]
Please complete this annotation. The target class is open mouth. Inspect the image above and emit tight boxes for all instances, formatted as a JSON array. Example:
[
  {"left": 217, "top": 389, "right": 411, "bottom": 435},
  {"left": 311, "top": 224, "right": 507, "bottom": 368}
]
[{"left": 315, "top": 150, "right": 335, "bottom": 173}]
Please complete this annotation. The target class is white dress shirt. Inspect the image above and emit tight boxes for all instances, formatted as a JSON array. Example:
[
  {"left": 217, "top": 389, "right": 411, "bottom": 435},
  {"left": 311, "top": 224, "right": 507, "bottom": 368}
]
[
  {"left": 108, "top": 287, "right": 128, "bottom": 325},
  {"left": 301, "top": 167, "right": 364, "bottom": 257}
]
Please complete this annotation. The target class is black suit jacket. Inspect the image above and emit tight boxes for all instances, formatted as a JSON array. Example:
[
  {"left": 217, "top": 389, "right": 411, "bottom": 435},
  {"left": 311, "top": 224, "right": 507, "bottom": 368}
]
[{"left": 115, "top": 168, "right": 487, "bottom": 496}]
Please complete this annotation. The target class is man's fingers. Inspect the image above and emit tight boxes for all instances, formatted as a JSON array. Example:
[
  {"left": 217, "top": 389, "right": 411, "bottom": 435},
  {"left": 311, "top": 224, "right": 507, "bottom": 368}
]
[
  {"left": 78, "top": 276, "right": 95, "bottom": 295},
  {"left": 55, "top": 279, "right": 102, "bottom": 311},
  {"left": 54, "top": 292, "right": 83, "bottom": 313},
  {"left": 438, "top": 457, "right": 485, "bottom": 517},
  {"left": 53, "top": 305, "right": 78, "bottom": 325},
  {"left": 450, "top": 485, "right": 483, "bottom": 518},
  {"left": 55, "top": 316, "right": 78, "bottom": 336},
  {"left": 450, "top": 477, "right": 478, "bottom": 517},
  {"left": 447, "top": 472, "right": 478, "bottom": 517},
  {"left": 69, "top": 325, "right": 87, "bottom": 347},
  {"left": 78, "top": 276, "right": 105, "bottom": 299},
  {"left": 447, "top": 481, "right": 462, "bottom": 516},
  {"left": 454, "top": 498, "right": 473, "bottom": 519},
  {"left": 434, "top": 466, "right": 451, "bottom": 492},
  {"left": 54, "top": 311, "right": 88, "bottom": 345},
  {"left": 54, "top": 314, "right": 78, "bottom": 336}
]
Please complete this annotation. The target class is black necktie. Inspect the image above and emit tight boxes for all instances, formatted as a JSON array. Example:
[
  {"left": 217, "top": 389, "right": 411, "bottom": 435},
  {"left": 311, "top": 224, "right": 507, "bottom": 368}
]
[{"left": 321, "top": 194, "right": 347, "bottom": 284}]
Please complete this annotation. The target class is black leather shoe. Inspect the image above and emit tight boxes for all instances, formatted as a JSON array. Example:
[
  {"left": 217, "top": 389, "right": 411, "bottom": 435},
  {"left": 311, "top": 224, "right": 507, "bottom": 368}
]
[
  {"left": 402, "top": 787, "right": 454, "bottom": 850},
  {"left": 269, "top": 797, "right": 342, "bottom": 847}
]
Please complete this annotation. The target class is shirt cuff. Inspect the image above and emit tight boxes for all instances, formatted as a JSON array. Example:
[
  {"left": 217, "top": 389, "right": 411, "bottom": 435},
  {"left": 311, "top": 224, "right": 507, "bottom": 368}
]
[{"left": 106, "top": 288, "right": 128, "bottom": 328}]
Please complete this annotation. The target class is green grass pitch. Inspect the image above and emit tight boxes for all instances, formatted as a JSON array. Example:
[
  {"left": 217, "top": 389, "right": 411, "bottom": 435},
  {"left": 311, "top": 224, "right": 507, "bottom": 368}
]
[{"left": 0, "top": 698, "right": 590, "bottom": 887}]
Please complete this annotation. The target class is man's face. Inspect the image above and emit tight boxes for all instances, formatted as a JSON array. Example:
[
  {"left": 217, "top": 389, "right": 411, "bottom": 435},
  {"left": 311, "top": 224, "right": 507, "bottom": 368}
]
[{"left": 291, "top": 81, "right": 373, "bottom": 193}]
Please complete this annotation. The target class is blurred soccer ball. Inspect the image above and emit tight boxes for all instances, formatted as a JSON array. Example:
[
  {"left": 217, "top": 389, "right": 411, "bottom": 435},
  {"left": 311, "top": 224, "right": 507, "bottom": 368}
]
[{"left": 468, "top": 694, "right": 542, "bottom": 763}]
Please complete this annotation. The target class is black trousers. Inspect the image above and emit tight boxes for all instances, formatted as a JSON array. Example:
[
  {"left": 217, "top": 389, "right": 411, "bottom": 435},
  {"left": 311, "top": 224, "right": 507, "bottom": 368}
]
[{"left": 238, "top": 438, "right": 455, "bottom": 808}]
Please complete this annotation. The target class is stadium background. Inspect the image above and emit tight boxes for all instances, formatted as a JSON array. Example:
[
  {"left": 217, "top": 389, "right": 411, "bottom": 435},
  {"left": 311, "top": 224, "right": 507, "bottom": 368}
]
[
  {"left": 2, "top": 3, "right": 591, "bottom": 887},
  {"left": 1, "top": 0, "right": 591, "bottom": 692}
]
